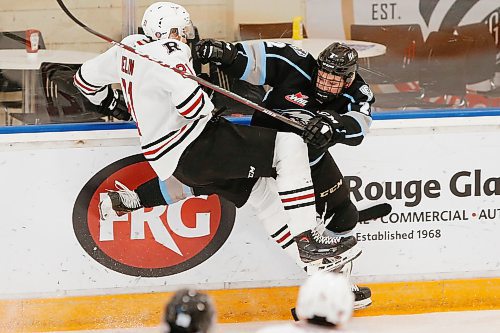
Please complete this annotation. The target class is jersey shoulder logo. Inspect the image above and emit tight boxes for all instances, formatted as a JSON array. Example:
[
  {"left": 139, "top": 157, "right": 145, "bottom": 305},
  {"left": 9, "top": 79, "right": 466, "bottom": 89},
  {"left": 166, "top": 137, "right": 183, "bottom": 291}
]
[
  {"left": 359, "top": 84, "right": 374, "bottom": 101},
  {"left": 290, "top": 44, "right": 308, "bottom": 57},
  {"left": 162, "top": 41, "right": 182, "bottom": 54},
  {"left": 285, "top": 92, "right": 309, "bottom": 107}
]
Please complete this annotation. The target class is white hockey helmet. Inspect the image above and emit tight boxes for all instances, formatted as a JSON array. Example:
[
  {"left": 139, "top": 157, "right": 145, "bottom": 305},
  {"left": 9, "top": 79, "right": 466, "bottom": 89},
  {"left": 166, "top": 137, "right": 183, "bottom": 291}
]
[
  {"left": 141, "top": 2, "right": 195, "bottom": 40},
  {"left": 296, "top": 271, "right": 354, "bottom": 326}
]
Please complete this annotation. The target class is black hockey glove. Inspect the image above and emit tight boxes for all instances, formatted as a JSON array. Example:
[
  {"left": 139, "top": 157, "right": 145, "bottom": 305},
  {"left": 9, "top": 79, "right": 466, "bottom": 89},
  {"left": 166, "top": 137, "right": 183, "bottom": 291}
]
[
  {"left": 98, "top": 87, "right": 132, "bottom": 121},
  {"left": 302, "top": 112, "right": 345, "bottom": 148},
  {"left": 195, "top": 39, "right": 238, "bottom": 66}
]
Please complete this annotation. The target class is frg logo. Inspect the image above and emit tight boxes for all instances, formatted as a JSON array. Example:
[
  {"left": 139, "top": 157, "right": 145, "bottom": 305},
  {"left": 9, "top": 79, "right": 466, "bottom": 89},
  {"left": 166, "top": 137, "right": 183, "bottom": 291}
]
[{"left": 72, "top": 154, "right": 236, "bottom": 277}]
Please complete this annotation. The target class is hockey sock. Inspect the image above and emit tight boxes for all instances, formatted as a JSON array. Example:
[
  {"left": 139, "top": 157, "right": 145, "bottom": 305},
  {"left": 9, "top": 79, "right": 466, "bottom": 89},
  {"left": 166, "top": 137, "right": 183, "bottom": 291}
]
[
  {"left": 135, "top": 177, "right": 193, "bottom": 207},
  {"left": 247, "top": 177, "right": 306, "bottom": 270},
  {"left": 310, "top": 152, "right": 356, "bottom": 229},
  {"left": 324, "top": 200, "right": 359, "bottom": 233},
  {"left": 273, "top": 132, "right": 317, "bottom": 235},
  {"left": 310, "top": 152, "right": 345, "bottom": 215}
]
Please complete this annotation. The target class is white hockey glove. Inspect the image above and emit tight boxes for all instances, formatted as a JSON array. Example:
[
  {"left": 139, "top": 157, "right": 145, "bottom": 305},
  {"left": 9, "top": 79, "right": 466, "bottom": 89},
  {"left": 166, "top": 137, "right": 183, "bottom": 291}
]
[
  {"left": 302, "top": 112, "right": 345, "bottom": 148},
  {"left": 99, "top": 87, "right": 132, "bottom": 121},
  {"left": 195, "top": 39, "right": 238, "bottom": 66}
]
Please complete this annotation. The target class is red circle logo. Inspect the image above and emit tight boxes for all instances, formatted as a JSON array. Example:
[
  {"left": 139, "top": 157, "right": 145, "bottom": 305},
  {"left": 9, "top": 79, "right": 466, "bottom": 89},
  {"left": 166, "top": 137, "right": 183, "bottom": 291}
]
[{"left": 73, "top": 154, "right": 236, "bottom": 276}]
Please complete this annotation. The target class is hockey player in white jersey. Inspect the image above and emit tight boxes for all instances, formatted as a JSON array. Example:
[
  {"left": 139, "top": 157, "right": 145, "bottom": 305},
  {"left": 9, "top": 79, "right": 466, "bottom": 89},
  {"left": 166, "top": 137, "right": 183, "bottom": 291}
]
[
  {"left": 257, "top": 271, "right": 354, "bottom": 333},
  {"left": 74, "top": 2, "right": 362, "bottom": 272}
]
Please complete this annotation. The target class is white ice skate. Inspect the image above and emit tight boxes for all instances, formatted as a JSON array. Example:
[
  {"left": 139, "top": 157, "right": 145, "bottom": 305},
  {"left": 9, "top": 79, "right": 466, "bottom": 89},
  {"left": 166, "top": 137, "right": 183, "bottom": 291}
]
[{"left": 98, "top": 181, "right": 142, "bottom": 220}]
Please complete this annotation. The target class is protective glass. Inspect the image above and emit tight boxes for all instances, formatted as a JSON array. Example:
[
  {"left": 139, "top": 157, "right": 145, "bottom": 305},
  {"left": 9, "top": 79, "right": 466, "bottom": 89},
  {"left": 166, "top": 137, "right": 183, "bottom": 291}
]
[
  {"left": 315, "top": 70, "right": 346, "bottom": 95},
  {"left": 167, "top": 22, "right": 195, "bottom": 41},
  {"left": 183, "top": 21, "right": 196, "bottom": 40}
]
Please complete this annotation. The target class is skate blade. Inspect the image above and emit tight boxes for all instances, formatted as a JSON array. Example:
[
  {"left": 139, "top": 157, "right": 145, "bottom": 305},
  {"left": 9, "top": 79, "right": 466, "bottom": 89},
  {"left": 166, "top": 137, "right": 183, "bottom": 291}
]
[
  {"left": 308, "top": 246, "right": 362, "bottom": 272},
  {"left": 98, "top": 201, "right": 125, "bottom": 220},
  {"left": 354, "top": 298, "right": 372, "bottom": 310},
  {"left": 322, "top": 245, "right": 362, "bottom": 270},
  {"left": 98, "top": 201, "right": 107, "bottom": 220}
]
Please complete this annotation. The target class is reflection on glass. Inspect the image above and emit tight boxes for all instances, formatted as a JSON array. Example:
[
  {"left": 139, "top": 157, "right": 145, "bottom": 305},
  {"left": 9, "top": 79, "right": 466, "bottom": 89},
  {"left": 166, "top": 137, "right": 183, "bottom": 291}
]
[{"left": 0, "top": 2, "right": 499, "bottom": 126}]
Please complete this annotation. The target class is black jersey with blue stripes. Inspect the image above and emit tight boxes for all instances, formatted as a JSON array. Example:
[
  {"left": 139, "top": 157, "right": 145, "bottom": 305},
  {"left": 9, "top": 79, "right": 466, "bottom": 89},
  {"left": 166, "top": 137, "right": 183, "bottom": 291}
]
[{"left": 223, "top": 40, "right": 374, "bottom": 147}]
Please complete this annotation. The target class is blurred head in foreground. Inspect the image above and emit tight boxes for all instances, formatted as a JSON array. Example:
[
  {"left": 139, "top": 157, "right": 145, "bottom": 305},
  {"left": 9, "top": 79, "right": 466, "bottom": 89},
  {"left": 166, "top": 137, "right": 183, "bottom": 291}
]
[
  {"left": 296, "top": 271, "right": 354, "bottom": 327},
  {"left": 163, "top": 288, "right": 216, "bottom": 333}
]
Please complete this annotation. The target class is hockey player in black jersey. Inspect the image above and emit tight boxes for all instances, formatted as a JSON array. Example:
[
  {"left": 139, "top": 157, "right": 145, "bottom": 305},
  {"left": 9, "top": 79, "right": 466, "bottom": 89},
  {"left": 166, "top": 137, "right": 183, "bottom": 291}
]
[{"left": 195, "top": 39, "right": 374, "bottom": 310}]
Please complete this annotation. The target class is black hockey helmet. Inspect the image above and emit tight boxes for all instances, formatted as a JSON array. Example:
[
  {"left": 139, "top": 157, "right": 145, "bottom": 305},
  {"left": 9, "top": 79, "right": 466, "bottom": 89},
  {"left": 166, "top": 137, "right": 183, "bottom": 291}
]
[
  {"left": 163, "top": 289, "right": 215, "bottom": 333},
  {"left": 314, "top": 42, "right": 358, "bottom": 103}
]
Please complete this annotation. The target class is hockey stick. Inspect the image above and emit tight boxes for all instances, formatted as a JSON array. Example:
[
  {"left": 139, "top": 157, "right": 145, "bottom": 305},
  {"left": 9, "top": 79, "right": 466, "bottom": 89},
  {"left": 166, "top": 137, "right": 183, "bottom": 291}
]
[
  {"left": 358, "top": 66, "right": 392, "bottom": 79},
  {"left": 358, "top": 203, "right": 392, "bottom": 222},
  {"left": 56, "top": 0, "right": 303, "bottom": 131}
]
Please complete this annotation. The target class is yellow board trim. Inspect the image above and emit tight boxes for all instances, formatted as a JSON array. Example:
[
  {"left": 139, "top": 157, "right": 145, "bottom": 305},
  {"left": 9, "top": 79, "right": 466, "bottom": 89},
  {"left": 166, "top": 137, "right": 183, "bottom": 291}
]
[{"left": 1, "top": 278, "right": 500, "bottom": 332}]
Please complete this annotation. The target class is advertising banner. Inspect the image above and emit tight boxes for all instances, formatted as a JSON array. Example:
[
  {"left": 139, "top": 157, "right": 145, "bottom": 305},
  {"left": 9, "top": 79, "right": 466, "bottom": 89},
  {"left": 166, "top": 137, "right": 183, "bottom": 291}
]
[
  {"left": 1, "top": 118, "right": 499, "bottom": 297},
  {"left": 307, "top": 0, "right": 499, "bottom": 41},
  {"left": 333, "top": 120, "right": 500, "bottom": 281},
  {"left": 0, "top": 136, "right": 303, "bottom": 297}
]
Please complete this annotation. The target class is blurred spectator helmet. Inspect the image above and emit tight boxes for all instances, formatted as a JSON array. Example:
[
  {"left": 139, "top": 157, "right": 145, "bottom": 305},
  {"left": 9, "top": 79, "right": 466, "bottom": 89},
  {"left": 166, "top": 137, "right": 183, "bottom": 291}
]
[
  {"left": 296, "top": 271, "right": 354, "bottom": 326},
  {"left": 163, "top": 288, "right": 216, "bottom": 333}
]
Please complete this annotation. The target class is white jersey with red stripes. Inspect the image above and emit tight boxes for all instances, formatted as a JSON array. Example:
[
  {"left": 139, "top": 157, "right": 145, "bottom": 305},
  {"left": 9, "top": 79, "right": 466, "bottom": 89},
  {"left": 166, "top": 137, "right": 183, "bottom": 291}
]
[{"left": 75, "top": 34, "right": 214, "bottom": 180}]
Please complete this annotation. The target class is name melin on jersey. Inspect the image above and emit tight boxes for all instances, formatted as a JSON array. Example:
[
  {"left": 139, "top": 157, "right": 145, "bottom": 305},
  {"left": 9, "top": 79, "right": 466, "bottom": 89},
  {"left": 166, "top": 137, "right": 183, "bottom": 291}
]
[{"left": 121, "top": 56, "right": 135, "bottom": 75}]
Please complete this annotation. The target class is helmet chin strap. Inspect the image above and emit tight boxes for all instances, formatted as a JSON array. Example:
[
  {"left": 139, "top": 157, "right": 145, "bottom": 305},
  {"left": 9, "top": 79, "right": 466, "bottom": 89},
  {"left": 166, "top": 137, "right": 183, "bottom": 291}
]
[
  {"left": 345, "top": 72, "right": 356, "bottom": 86},
  {"left": 315, "top": 91, "right": 337, "bottom": 104}
]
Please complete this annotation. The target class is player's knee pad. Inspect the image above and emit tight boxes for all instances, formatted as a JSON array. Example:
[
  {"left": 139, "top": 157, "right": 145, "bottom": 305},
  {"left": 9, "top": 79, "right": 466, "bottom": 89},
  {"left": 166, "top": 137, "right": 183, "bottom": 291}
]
[{"left": 325, "top": 199, "right": 359, "bottom": 233}]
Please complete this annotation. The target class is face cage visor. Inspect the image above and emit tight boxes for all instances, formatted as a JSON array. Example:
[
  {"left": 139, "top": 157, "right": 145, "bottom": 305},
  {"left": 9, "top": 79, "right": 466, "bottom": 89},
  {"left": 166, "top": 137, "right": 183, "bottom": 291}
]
[
  {"left": 314, "top": 69, "right": 349, "bottom": 103},
  {"left": 163, "top": 21, "right": 196, "bottom": 40}
]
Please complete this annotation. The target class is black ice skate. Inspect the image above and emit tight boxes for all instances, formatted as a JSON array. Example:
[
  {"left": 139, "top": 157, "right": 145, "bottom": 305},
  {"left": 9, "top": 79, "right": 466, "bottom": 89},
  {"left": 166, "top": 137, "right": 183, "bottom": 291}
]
[
  {"left": 335, "top": 261, "right": 372, "bottom": 310},
  {"left": 98, "top": 181, "right": 143, "bottom": 220},
  {"left": 295, "top": 229, "right": 362, "bottom": 272},
  {"left": 352, "top": 284, "right": 372, "bottom": 310}
]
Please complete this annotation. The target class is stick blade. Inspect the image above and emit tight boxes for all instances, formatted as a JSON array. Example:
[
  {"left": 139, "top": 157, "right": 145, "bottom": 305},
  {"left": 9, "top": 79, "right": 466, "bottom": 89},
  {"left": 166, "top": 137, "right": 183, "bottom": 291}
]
[{"left": 358, "top": 203, "right": 392, "bottom": 222}]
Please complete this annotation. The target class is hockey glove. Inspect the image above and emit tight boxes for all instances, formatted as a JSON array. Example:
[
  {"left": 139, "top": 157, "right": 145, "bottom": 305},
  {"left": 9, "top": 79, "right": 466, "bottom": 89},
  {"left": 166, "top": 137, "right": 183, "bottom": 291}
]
[
  {"left": 98, "top": 87, "right": 132, "bottom": 121},
  {"left": 195, "top": 39, "right": 238, "bottom": 66},
  {"left": 302, "top": 112, "right": 345, "bottom": 148}
]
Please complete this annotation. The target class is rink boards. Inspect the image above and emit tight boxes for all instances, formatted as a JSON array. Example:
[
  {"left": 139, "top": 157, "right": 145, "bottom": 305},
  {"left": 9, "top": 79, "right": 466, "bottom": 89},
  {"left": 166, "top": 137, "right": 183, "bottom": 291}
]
[{"left": 0, "top": 114, "right": 499, "bottom": 331}]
